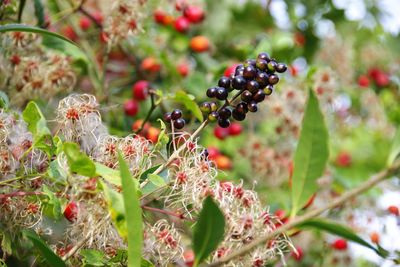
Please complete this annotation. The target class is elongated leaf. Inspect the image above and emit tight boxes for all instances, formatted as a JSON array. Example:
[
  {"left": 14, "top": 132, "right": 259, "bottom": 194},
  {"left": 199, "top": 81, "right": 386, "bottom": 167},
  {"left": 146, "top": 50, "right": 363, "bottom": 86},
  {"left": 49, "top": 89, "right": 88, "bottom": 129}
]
[
  {"left": 24, "top": 230, "right": 66, "bottom": 267},
  {"left": 0, "top": 91, "right": 9, "bottom": 109},
  {"left": 95, "top": 163, "right": 121, "bottom": 186},
  {"left": 42, "top": 185, "right": 62, "bottom": 220},
  {"left": 0, "top": 24, "right": 77, "bottom": 46},
  {"left": 297, "top": 218, "right": 388, "bottom": 257},
  {"left": 174, "top": 91, "right": 203, "bottom": 122},
  {"left": 18, "top": 0, "right": 27, "bottom": 22},
  {"left": 193, "top": 196, "right": 225, "bottom": 266},
  {"left": 80, "top": 249, "right": 106, "bottom": 266},
  {"left": 118, "top": 152, "right": 142, "bottom": 267},
  {"left": 33, "top": 0, "right": 45, "bottom": 28},
  {"left": 63, "top": 143, "right": 96, "bottom": 177},
  {"left": 387, "top": 127, "right": 400, "bottom": 166},
  {"left": 291, "top": 90, "right": 329, "bottom": 216}
]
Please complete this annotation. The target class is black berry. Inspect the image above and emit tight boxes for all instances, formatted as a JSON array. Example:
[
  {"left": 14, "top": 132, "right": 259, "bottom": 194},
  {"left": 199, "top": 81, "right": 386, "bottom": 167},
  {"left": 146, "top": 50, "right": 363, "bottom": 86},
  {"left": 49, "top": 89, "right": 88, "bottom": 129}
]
[
  {"left": 276, "top": 63, "right": 287, "bottom": 73},
  {"left": 171, "top": 109, "right": 182, "bottom": 120},
  {"left": 232, "top": 76, "right": 246, "bottom": 90},
  {"left": 200, "top": 102, "right": 211, "bottom": 113},
  {"left": 216, "top": 87, "right": 228, "bottom": 100},
  {"left": 253, "top": 90, "right": 266, "bottom": 103},
  {"left": 232, "top": 109, "right": 246, "bottom": 121},
  {"left": 244, "top": 59, "right": 256, "bottom": 67},
  {"left": 206, "top": 87, "right": 217, "bottom": 98},
  {"left": 218, "top": 107, "right": 231, "bottom": 119},
  {"left": 164, "top": 112, "right": 172, "bottom": 123},
  {"left": 263, "top": 85, "right": 273, "bottom": 95},
  {"left": 268, "top": 74, "right": 279, "bottom": 85},
  {"left": 218, "top": 76, "right": 231, "bottom": 88},
  {"left": 235, "top": 64, "right": 244, "bottom": 76},
  {"left": 267, "top": 61, "right": 277, "bottom": 73},
  {"left": 246, "top": 80, "right": 259, "bottom": 93},
  {"left": 256, "top": 59, "right": 268, "bottom": 71},
  {"left": 241, "top": 90, "right": 253, "bottom": 102},
  {"left": 256, "top": 72, "right": 269, "bottom": 87},
  {"left": 218, "top": 118, "right": 231, "bottom": 128},
  {"left": 208, "top": 111, "right": 219, "bottom": 122},
  {"left": 243, "top": 65, "right": 257, "bottom": 80},
  {"left": 236, "top": 102, "right": 249, "bottom": 114},
  {"left": 257, "top": 52, "right": 270, "bottom": 62},
  {"left": 173, "top": 118, "right": 185, "bottom": 129},
  {"left": 248, "top": 101, "right": 258, "bottom": 112}
]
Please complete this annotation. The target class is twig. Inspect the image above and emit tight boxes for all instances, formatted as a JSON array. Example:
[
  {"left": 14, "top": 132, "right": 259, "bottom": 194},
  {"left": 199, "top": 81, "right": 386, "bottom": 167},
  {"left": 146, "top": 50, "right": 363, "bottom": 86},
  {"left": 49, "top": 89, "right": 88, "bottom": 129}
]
[
  {"left": 142, "top": 205, "right": 195, "bottom": 222},
  {"left": 78, "top": 6, "right": 102, "bottom": 28},
  {"left": 0, "top": 191, "right": 43, "bottom": 199},
  {"left": 206, "top": 160, "right": 400, "bottom": 266},
  {"left": 135, "top": 91, "right": 158, "bottom": 134}
]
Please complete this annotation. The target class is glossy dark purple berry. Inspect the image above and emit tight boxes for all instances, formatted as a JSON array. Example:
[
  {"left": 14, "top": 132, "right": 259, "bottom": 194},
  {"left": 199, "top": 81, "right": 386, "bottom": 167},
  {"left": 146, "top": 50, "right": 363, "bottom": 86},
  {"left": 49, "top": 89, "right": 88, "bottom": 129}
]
[
  {"left": 235, "top": 64, "right": 244, "bottom": 76},
  {"left": 246, "top": 80, "right": 259, "bottom": 93},
  {"left": 267, "top": 61, "right": 277, "bottom": 73},
  {"left": 218, "top": 76, "right": 231, "bottom": 88},
  {"left": 256, "top": 72, "right": 269, "bottom": 87},
  {"left": 263, "top": 84, "right": 273, "bottom": 95},
  {"left": 232, "top": 75, "right": 246, "bottom": 90},
  {"left": 171, "top": 109, "right": 182, "bottom": 120},
  {"left": 248, "top": 101, "right": 258, "bottom": 112},
  {"left": 200, "top": 102, "right": 211, "bottom": 113},
  {"left": 253, "top": 90, "right": 266, "bottom": 103},
  {"left": 256, "top": 59, "right": 268, "bottom": 71},
  {"left": 208, "top": 111, "right": 219, "bottom": 122},
  {"left": 216, "top": 87, "right": 228, "bottom": 100},
  {"left": 236, "top": 102, "right": 249, "bottom": 114},
  {"left": 218, "top": 107, "right": 231, "bottom": 119},
  {"left": 243, "top": 65, "right": 256, "bottom": 80},
  {"left": 164, "top": 112, "right": 172, "bottom": 123},
  {"left": 268, "top": 74, "right": 279, "bottom": 85},
  {"left": 232, "top": 109, "right": 246, "bottom": 121},
  {"left": 241, "top": 90, "right": 253, "bottom": 102},
  {"left": 206, "top": 87, "right": 217, "bottom": 98},
  {"left": 173, "top": 118, "right": 185, "bottom": 129},
  {"left": 244, "top": 59, "right": 256, "bottom": 67},
  {"left": 257, "top": 52, "right": 270, "bottom": 62},
  {"left": 276, "top": 63, "right": 287, "bottom": 73},
  {"left": 218, "top": 118, "right": 231, "bottom": 128}
]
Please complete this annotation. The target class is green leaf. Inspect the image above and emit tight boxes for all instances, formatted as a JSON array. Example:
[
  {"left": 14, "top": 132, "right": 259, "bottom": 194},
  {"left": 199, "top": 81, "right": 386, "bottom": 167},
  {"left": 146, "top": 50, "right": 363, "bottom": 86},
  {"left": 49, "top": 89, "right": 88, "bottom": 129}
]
[
  {"left": 291, "top": 90, "right": 329, "bottom": 216},
  {"left": 297, "top": 218, "right": 388, "bottom": 258},
  {"left": 42, "top": 185, "right": 62, "bottom": 220},
  {"left": 33, "top": 0, "right": 45, "bottom": 28},
  {"left": 0, "top": 24, "right": 77, "bottom": 46},
  {"left": 118, "top": 152, "right": 143, "bottom": 267},
  {"left": 141, "top": 258, "right": 154, "bottom": 267},
  {"left": 173, "top": 91, "right": 203, "bottom": 122},
  {"left": 95, "top": 163, "right": 121, "bottom": 186},
  {"left": 18, "top": 0, "right": 27, "bottom": 22},
  {"left": 387, "top": 127, "right": 400, "bottom": 166},
  {"left": 63, "top": 142, "right": 96, "bottom": 177},
  {"left": 80, "top": 249, "right": 106, "bottom": 266},
  {"left": 139, "top": 164, "right": 162, "bottom": 182},
  {"left": 23, "top": 230, "right": 66, "bottom": 267},
  {"left": 0, "top": 92, "right": 9, "bottom": 109},
  {"left": 148, "top": 174, "right": 166, "bottom": 187},
  {"left": 154, "top": 119, "right": 169, "bottom": 150},
  {"left": 193, "top": 196, "right": 225, "bottom": 266}
]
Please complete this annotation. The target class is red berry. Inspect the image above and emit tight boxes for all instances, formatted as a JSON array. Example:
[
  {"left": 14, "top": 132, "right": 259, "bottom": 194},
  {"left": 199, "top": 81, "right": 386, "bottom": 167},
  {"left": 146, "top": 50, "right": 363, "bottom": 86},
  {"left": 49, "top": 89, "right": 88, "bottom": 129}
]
[
  {"left": 183, "top": 250, "right": 194, "bottom": 267},
  {"left": 370, "top": 232, "right": 380, "bottom": 244},
  {"left": 10, "top": 55, "right": 20, "bottom": 65},
  {"left": 215, "top": 155, "right": 232, "bottom": 170},
  {"left": 358, "top": 75, "right": 370, "bottom": 88},
  {"left": 92, "top": 11, "right": 104, "bottom": 24},
  {"left": 62, "top": 25, "right": 78, "bottom": 41},
  {"left": 224, "top": 64, "right": 239, "bottom": 77},
  {"left": 64, "top": 201, "right": 78, "bottom": 222},
  {"left": 124, "top": 99, "right": 139, "bottom": 116},
  {"left": 177, "top": 63, "right": 190, "bottom": 77},
  {"left": 335, "top": 151, "right": 351, "bottom": 167},
  {"left": 375, "top": 72, "right": 390, "bottom": 87},
  {"left": 132, "top": 80, "right": 150, "bottom": 101},
  {"left": 141, "top": 57, "right": 161, "bottom": 72},
  {"left": 183, "top": 6, "right": 204, "bottom": 23},
  {"left": 146, "top": 127, "right": 160, "bottom": 143},
  {"left": 190, "top": 36, "right": 210, "bottom": 52},
  {"left": 228, "top": 122, "right": 242, "bottom": 136},
  {"left": 289, "top": 65, "right": 298, "bottom": 77},
  {"left": 294, "top": 32, "right": 306, "bottom": 46},
  {"left": 207, "top": 147, "right": 220, "bottom": 160},
  {"left": 79, "top": 17, "right": 92, "bottom": 31},
  {"left": 388, "top": 205, "right": 399, "bottom": 216},
  {"left": 332, "top": 239, "right": 348, "bottom": 250},
  {"left": 291, "top": 247, "right": 303, "bottom": 261},
  {"left": 214, "top": 126, "right": 229, "bottom": 140},
  {"left": 154, "top": 10, "right": 170, "bottom": 25},
  {"left": 174, "top": 16, "right": 190, "bottom": 33}
]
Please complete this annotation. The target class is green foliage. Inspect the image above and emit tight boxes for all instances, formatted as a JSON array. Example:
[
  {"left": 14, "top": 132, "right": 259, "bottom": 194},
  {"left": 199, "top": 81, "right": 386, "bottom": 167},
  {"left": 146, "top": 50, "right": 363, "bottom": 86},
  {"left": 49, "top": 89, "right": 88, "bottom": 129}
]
[
  {"left": 17, "top": 0, "right": 26, "bottom": 22},
  {"left": 291, "top": 90, "right": 329, "bottom": 216},
  {"left": 80, "top": 249, "right": 106, "bottom": 266},
  {"left": 0, "top": 92, "right": 9, "bottom": 109},
  {"left": 172, "top": 90, "right": 203, "bottom": 122},
  {"left": 41, "top": 185, "right": 62, "bottom": 220},
  {"left": 95, "top": 163, "right": 122, "bottom": 186},
  {"left": 193, "top": 196, "right": 225, "bottom": 266},
  {"left": 33, "top": 0, "right": 45, "bottom": 28},
  {"left": 63, "top": 142, "right": 96, "bottom": 177},
  {"left": 118, "top": 152, "right": 143, "bottom": 267},
  {"left": 388, "top": 127, "right": 400, "bottom": 166}
]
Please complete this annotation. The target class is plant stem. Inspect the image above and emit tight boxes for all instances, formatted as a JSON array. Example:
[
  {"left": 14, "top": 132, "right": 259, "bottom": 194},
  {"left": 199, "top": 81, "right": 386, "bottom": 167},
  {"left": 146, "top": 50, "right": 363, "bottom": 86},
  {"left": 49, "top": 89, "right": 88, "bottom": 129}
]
[
  {"left": 0, "top": 191, "right": 43, "bottom": 199},
  {"left": 142, "top": 205, "right": 195, "bottom": 222},
  {"left": 135, "top": 91, "right": 158, "bottom": 134},
  {"left": 206, "top": 160, "right": 400, "bottom": 267}
]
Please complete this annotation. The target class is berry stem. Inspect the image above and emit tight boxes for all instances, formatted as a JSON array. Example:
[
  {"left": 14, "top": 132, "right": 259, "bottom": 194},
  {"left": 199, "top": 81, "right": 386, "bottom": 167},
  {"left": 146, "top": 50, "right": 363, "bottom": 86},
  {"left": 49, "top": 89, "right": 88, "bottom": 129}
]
[
  {"left": 135, "top": 91, "right": 158, "bottom": 134},
  {"left": 78, "top": 5, "right": 103, "bottom": 28},
  {"left": 206, "top": 160, "right": 400, "bottom": 267},
  {"left": 142, "top": 205, "right": 195, "bottom": 222}
]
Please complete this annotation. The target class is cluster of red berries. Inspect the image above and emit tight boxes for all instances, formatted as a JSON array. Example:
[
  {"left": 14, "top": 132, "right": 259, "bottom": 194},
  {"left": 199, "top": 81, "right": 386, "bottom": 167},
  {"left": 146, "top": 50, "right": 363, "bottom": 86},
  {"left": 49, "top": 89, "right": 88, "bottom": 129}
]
[
  {"left": 124, "top": 80, "right": 151, "bottom": 117},
  {"left": 164, "top": 109, "right": 186, "bottom": 130},
  {"left": 201, "top": 52, "right": 287, "bottom": 128},
  {"left": 358, "top": 67, "right": 390, "bottom": 88},
  {"left": 214, "top": 122, "right": 242, "bottom": 140},
  {"left": 154, "top": 3, "right": 204, "bottom": 33}
]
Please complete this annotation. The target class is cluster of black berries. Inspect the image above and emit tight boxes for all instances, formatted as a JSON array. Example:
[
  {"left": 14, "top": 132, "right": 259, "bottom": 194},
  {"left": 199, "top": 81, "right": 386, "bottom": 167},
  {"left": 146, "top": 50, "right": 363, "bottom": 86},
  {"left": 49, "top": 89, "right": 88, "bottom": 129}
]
[
  {"left": 201, "top": 52, "right": 287, "bottom": 128},
  {"left": 164, "top": 109, "right": 185, "bottom": 129}
]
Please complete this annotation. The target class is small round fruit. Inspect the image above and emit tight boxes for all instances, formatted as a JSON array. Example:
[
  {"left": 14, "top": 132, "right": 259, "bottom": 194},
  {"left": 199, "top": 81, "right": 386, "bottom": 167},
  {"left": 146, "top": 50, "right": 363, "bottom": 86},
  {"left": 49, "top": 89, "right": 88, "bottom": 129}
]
[
  {"left": 248, "top": 101, "right": 258, "bottom": 112},
  {"left": 244, "top": 59, "right": 256, "bottom": 67},
  {"left": 200, "top": 102, "right": 211, "bottom": 113},
  {"left": 268, "top": 74, "right": 279, "bottom": 85},
  {"left": 243, "top": 65, "right": 256, "bottom": 80},
  {"left": 183, "top": 6, "right": 204, "bottom": 23},
  {"left": 370, "top": 232, "right": 380, "bottom": 244},
  {"left": 291, "top": 247, "right": 303, "bottom": 261},
  {"left": 232, "top": 109, "right": 246, "bottom": 121},
  {"left": 79, "top": 17, "right": 92, "bottom": 31},
  {"left": 256, "top": 72, "right": 269, "bottom": 87},
  {"left": 206, "top": 87, "right": 217, "bottom": 98},
  {"left": 358, "top": 75, "right": 370, "bottom": 87},
  {"left": 235, "top": 64, "right": 245, "bottom": 76},
  {"left": 218, "top": 118, "right": 230, "bottom": 128},
  {"left": 232, "top": 75, "right": 246, "bottom": 90},
  {"left": 218, "top": 76, "right": 231, "bottom": 89},
  {"left": 218, "top": 107, "right": 231, "bottom": 119},
  {"left": 256, "top": 59, "right": 268, "bottom": 70},
  {"left": 215, "top": 155, "right": 232, "bottom": 170},
  {"left": 246, "top": 80, "right": 259, "bottom": 93},
  {"left": 177, "top": 63, "right": 190, "bottom": 77},
  {"left": 210, "top": 102, "right": 218, "bottom": 111},
  {"left": 171, "top": 109, "right": 183, "bottom": 120},
  {"left": 332, "top": 239, "right": 347, "bottom": 250},
  {"left": 263, "top": 85, "right": 273, "bottom": 95},
  {"left": 228, "top": 122, "right": 242, "bottom": 135},
  {"left": 163, "top": 112, "right": 172, "bottom": 123},
  {"left": 208, "top": 111, "right": 219, "bottom": 122},
  {"left": 257, "top": 52, "right": 270, "bottom": 61},
  {"left": 141, "top": 57, "right": 161, "bottom": 72},
  {"left": 174, "top": 16, "right": 190, "bottom": 32},
  {"left": 216, "top": 87, "right": 228, "bottom": 100},
  {"left": 173, "top": 118, "right": 185, "bottom": 129},
  {"left": 132, "top": 80, "right": 150, "bottom": 101},
  {"left": 214, "top": 126, "right": 229, "bottom": 140},
  {"left": 276, "top": 63, "right": 287, "bottom": 73},
  {"left": 241, "top": 90, "right": 253, "bottom": 102},
  {"left": 190, "top": 36, "right": 210, "bottom": 53},
  {"left": 388, "top": 205, "right": 399, "bottom": 216},
  {"left": 124, "top": 99, "right": 139, "bottom": 116},
  {"left": 253, "top": 90, "right": 266, "bottom": 103},
  {"left": 224, "top": 64, "right": 239, "bottom": 77},
  {"left": 154, "top": 10, "right": 168, "bottom": 24},
  {"left": 236, "top": 102, "right": 249, "bottom": 114},
  {"left": 267, "top": 61, "right": 277, "bottom": 72},
  {"left": 64, "top": 201, "right": 78, "bottom": 222},
  {"left": 146, "top": 127, "right": 160, "bottom": 143}
]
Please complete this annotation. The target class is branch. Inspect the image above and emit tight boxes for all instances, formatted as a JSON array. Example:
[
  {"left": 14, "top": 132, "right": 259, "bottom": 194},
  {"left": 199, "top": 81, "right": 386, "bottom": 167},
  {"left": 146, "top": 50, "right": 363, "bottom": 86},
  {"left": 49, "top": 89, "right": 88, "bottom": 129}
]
[
  {"left": 207, "top": 160, "right": 400, "bottom": 267},
  {"left": 135, "top": 91, "right": 158, "bottom": 134}
]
